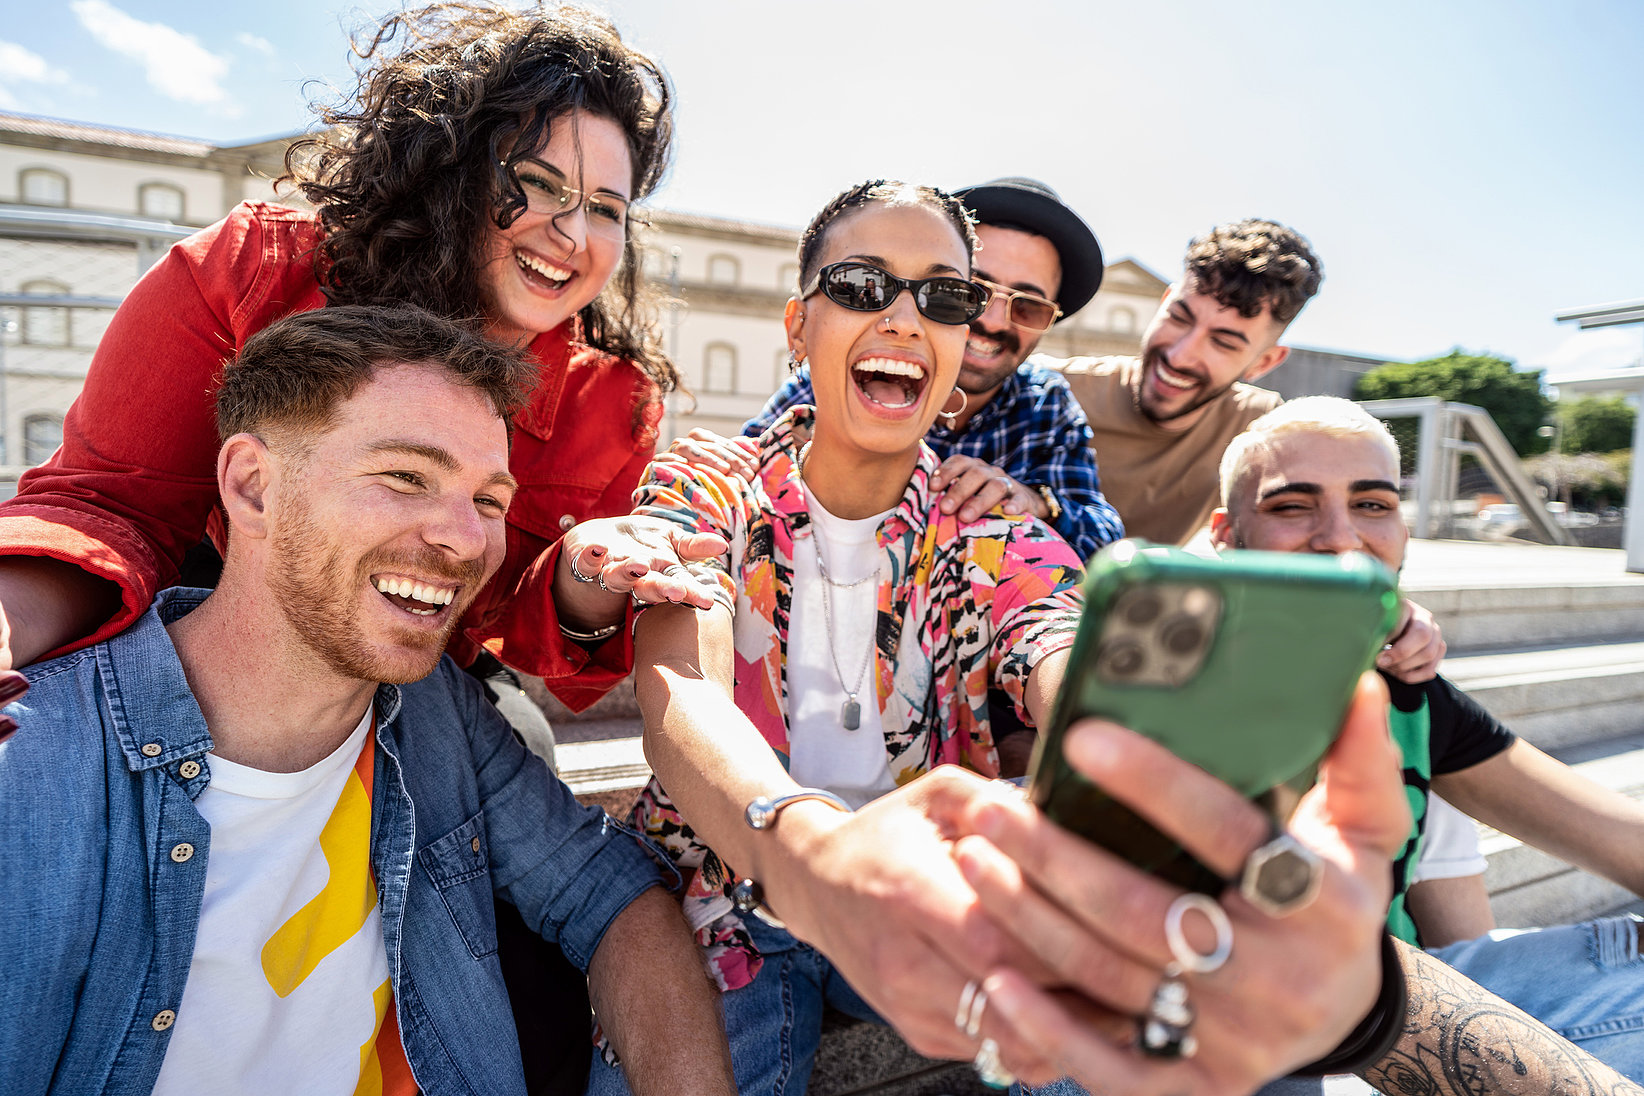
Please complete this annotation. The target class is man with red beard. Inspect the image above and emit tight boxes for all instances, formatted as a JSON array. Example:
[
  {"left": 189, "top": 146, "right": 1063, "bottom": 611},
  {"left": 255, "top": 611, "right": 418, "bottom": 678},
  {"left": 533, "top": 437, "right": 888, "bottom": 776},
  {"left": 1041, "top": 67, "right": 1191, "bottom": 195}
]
[
  {"left": 1052, "top": 218, "right": 1312, "bottom": 546},
  {"left": 0, "top": 306, "right": 734, "bottom": 1096}
]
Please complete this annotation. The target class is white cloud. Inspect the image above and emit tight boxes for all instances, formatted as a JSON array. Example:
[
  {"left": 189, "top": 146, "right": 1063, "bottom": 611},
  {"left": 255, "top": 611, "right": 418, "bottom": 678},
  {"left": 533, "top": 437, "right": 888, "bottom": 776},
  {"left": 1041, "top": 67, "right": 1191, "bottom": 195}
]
[
  {"left": 70, "top": 0, "right": 235, "bottom": 110},
  {"left": 235, "top": 31, "right": 276, "bottom": 59},
  {"left": 0, "top": 40, "right": 72, "bottom": 108},
  {"left": 1536, "top": 328, "right": 1644, "bottom": 384}
]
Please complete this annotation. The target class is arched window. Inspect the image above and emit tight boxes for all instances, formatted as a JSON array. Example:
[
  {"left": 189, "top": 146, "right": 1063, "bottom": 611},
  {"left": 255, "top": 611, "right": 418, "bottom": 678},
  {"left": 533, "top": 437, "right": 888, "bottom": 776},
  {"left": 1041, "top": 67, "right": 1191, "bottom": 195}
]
[
  {"left": 138, "top": 182, "right": 186, "bottom": 222},
  {"left": 777, "top": 262, "right": 800, "bottom": 293},
  {"left": 19, "top": 279, "right": 70, "bottom": 346},
  {"left": 19, "top": 168, "right": 69, "bottom": 206},
  {"left": 703, "top": 343, "right": 738, "bottom": 394},
  {"left": 1108, "top": 306, "right": 1137, "bottom": 335},
  {"left": 23, "top": 414, "right": 64, "bottom": 466},
  {"left": 705, "top": 253, "right": 740, "bottom": 286}
]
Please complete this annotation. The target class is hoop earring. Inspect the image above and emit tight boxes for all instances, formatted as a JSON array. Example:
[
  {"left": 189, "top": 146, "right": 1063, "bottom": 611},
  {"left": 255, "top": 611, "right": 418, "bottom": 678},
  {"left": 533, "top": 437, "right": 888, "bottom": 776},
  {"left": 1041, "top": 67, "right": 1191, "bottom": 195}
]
[
  {"left": 938, "top": 388, "right": 968, "bottom": 426},
  {"left": 787, "top": 352, "right": 805, "bottom": 373}
]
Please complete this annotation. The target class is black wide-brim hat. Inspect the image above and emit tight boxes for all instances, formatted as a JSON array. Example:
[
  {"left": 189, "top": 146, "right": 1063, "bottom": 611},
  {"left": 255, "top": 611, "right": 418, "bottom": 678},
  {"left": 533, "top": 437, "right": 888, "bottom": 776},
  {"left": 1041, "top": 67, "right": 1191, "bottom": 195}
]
[{"left": 954, "top": 177, "right": 1104, "bottom": 319}]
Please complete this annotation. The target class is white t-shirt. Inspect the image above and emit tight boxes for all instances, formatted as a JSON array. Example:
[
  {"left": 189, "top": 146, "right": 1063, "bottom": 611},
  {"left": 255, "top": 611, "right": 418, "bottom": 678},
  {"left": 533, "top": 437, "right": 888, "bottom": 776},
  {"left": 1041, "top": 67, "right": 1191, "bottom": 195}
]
[
  {"left": 153, "top": 706, "right": 398, "bottom": 1095},
  {"left": 1412, "top": 794, "right": 1487, "bottom": 883},
  {"left": 786, "top": 499, "right": 898, "bottom": 809}
]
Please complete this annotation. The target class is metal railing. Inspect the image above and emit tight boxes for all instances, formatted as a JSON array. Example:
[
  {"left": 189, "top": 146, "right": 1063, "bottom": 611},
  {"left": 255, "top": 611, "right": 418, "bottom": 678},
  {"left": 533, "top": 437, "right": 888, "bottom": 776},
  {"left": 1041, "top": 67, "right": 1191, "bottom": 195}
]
[{"left": 1360, "top": 396, "right": 1573, "bottom": 546}]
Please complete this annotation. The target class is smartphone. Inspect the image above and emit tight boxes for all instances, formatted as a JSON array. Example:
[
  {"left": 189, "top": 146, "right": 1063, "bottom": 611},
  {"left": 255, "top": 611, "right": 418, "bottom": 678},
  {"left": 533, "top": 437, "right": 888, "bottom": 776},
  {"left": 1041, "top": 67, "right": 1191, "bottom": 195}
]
[{"left": 1028, "top": 540, "right": 1399, "bottom": 893}]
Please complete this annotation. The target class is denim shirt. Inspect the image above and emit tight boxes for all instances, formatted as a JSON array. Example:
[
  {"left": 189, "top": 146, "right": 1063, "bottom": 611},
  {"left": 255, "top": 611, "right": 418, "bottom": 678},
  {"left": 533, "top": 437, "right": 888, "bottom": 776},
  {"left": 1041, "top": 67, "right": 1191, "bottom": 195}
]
[{"left": 0, "top": 588, "right": 671, "bottom": 1096}]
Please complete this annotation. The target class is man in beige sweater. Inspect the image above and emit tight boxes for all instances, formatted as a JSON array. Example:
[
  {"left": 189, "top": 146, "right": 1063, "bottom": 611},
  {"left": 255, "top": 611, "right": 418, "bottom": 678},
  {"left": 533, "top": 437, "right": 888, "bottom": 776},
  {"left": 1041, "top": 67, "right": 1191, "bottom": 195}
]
[{"left": 1051, "top": 218, "right": 1317, "bottom": 545}]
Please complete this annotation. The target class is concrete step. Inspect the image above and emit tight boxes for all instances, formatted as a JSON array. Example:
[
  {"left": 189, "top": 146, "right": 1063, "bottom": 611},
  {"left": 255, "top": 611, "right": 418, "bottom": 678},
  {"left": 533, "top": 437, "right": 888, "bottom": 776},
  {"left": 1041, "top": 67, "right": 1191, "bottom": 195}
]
[
  {"left": 1406, "top": 582, "right": 1644, "bottom": 653},
  {"left": 1481, "top": 736, "right": 1644, "bottom": 927},
  {"left": 1443, "top": 640, "right": 1644, "bottom": 750},
  {"left": 1399, "top": 539, "right": 1644, "bottom": 654}
]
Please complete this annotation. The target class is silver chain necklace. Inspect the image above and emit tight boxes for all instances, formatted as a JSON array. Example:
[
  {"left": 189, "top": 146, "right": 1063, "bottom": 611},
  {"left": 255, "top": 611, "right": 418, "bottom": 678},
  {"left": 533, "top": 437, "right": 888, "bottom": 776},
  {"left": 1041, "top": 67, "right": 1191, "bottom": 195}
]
[{"left": 798, "top": 440, "right": 879, "bottom": 731}]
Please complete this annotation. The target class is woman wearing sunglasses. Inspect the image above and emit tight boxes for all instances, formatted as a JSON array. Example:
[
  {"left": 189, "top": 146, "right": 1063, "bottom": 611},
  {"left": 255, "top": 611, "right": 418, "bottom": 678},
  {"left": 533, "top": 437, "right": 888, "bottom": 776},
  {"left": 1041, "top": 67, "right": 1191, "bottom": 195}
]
[{"left": 562, "top": 180, "right": 1418, "bottom": 1096}]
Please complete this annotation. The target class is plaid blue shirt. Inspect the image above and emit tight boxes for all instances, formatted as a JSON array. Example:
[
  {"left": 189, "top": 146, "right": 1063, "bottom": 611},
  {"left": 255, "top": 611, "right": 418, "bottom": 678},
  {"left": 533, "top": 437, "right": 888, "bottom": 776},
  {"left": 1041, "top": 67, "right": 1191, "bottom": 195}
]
[{"left": 744, "top": 361, "right": 1123, "bottom": 558}]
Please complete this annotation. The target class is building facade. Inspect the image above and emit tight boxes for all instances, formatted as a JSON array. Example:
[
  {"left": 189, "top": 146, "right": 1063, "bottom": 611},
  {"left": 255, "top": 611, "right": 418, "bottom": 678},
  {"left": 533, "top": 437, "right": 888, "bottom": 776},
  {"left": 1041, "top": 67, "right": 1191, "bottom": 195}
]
[{"left": 1, "top": 109, "right": 1388, "bottom": 477}]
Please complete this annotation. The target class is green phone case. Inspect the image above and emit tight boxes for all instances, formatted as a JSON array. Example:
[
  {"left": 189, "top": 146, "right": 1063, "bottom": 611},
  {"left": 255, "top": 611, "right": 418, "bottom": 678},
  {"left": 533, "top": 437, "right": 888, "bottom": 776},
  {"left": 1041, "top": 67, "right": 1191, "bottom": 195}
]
[{"left": 1028, "top": 540, "right": 1400, "bottom": 893}]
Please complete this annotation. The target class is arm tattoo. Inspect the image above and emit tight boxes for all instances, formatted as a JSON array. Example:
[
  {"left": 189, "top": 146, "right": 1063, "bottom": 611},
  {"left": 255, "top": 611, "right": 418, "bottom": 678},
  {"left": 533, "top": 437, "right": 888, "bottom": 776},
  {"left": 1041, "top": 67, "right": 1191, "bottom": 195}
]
[{"left": 1361, "top": 942, "right": 1643, "bottom": 1096}]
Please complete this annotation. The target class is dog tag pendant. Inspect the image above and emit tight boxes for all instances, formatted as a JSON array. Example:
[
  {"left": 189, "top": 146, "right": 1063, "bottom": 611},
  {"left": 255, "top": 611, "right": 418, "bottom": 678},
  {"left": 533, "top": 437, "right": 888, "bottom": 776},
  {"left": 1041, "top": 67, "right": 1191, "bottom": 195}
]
[{"left": 841, "top": 696, "right": 861, "bottom": 731}]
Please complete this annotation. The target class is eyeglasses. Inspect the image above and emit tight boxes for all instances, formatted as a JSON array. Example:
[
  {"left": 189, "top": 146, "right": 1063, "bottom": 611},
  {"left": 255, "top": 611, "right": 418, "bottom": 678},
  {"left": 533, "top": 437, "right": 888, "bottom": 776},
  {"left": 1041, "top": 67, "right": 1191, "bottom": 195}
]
[
  {"left": 975, "top": 277, "right": 1063, "bottom": 332},
  {"left": 801, "top": 261, "right": 989, "bottom": 326},
  {"left": 500, "top": 159, "right": 643, "bottom": 235}
]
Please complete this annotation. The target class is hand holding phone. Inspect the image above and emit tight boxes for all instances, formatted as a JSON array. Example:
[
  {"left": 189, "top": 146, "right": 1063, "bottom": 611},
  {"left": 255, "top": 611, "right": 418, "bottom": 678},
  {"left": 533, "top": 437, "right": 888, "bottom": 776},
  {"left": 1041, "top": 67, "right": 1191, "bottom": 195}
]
[{"left": 1029, "top": 540, "right": 1398, "bottom": 892}]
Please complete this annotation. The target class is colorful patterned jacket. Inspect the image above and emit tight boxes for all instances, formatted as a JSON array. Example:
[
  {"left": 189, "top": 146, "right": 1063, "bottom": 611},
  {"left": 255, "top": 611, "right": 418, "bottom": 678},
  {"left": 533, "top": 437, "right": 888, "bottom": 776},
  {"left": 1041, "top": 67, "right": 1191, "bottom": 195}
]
[{"left": 628, "top": 407, "right": 1084, "bottom": 990}]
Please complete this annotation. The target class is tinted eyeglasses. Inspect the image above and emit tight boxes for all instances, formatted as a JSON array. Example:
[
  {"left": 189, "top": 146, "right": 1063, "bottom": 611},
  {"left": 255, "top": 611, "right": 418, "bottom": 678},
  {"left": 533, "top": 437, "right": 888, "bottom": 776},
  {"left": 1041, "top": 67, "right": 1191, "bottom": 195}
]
[
  {"left": 975, "top": 277, "right": 1063, "bottom": 332},
  {"left": 802, "top": 261, "right": 989, "bottom": 326}
]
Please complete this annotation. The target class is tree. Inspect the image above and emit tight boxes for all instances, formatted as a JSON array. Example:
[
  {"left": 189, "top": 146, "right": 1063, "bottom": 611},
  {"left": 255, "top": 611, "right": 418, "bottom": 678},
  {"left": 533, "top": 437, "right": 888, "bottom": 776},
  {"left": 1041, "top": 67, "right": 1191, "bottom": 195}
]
[
  {"left": 1558, "top": 394, "right": 1635, "bottom": 454},
  {"left": 1353, "top": 350, "right": 1552, "bottom": 456}
]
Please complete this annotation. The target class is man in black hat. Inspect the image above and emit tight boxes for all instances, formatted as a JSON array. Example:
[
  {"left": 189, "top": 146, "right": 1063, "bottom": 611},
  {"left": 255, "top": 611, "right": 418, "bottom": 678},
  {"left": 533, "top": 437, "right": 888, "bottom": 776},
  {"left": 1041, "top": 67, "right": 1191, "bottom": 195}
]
[{"left": 740, "top": 178, "right": 1125, "bottom": 560}]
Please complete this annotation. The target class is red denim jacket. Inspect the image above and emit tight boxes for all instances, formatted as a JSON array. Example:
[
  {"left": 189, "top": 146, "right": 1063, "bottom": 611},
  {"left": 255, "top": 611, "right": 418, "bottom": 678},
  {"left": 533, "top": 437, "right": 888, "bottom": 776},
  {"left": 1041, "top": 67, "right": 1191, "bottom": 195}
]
[{"left": 0, "top": 202, "right": 658, "bottom": 708}]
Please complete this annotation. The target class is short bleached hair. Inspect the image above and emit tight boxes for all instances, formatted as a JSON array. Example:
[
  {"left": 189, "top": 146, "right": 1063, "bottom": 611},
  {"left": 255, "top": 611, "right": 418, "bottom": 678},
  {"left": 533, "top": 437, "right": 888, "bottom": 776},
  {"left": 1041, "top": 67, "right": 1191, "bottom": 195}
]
[{"left": 1219, "top": 396, "right": 1401, "bottom": 510}]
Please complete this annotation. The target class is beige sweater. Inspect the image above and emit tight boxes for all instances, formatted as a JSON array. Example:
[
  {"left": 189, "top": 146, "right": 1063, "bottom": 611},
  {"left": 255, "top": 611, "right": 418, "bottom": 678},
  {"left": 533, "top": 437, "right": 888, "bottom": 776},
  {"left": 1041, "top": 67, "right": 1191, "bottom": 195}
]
[{"left": 1049, "top": 355, "right": 1282, "bottom": 546}]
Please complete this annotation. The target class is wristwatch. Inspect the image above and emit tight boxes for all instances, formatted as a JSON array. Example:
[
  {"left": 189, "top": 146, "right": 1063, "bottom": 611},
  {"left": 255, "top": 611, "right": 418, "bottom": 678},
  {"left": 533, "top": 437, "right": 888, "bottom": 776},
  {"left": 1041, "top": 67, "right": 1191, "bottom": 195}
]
[{"left": 1034, "top": 484, "right": 1062, "bottom": 524}]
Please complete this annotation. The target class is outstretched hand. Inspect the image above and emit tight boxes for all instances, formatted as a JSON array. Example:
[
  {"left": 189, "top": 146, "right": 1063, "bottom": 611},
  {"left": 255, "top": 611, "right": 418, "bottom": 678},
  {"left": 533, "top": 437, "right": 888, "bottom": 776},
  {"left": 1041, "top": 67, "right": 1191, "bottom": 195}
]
[
  {"left": 555, "top": 516, "right": 728, "bottom": 632},
  {"left": 947, "top": 672, "right": 1409, "bottom": 1093}
]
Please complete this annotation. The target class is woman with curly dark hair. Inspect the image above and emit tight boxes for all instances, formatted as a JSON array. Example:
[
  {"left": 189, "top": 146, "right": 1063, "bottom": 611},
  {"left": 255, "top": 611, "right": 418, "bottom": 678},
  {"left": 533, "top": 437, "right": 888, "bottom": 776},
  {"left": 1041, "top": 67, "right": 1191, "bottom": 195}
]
[{"left": 0, "top": 5, "right": 709, "bottom": 1093}]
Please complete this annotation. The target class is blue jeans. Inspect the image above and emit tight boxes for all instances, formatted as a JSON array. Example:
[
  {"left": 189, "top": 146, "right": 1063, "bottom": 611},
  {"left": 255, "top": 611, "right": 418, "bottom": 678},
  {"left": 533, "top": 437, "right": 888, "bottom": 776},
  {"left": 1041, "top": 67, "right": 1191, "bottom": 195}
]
[
  {"left": 1432, "top": 915, "right": 1644, "bottom": 1079},
  {"left": 587, "top": 914, "right": 884, "bottom": 1096}
]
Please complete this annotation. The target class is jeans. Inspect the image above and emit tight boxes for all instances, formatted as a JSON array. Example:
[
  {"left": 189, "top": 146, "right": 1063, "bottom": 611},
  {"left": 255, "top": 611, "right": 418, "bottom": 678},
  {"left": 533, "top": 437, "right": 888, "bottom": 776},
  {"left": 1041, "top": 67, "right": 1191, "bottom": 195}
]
[
  {"left": 587, "top": 914, "right": 882, "bottom": 1096},
  {"left": 1432, "top": 915, "right": 1644, "bottom": 1080}
]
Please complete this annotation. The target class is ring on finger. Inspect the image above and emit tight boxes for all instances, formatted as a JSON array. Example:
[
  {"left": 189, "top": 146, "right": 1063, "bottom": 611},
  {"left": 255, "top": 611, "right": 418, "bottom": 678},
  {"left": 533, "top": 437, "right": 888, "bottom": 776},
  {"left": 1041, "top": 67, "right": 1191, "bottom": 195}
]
[
  {"left": 569, "top": 554, "right": 598, "bottom": 584},
  {"left": 972, "top": 1037, "right": 1016, "bottom": 1088},
  {"left": 960, "top": 980, "right": 990, "bottom": 1040},
  {"left": 1239, "top": 829, "right": 1324, "bottom": 918},
  {"left": 954, "top": 979, "right": 980, "bottom": 1036},
  {"left": 1164, "top": 892, "right": 1233, "bottom": 975},
  {"left": 1138, "top": 966, "right": 1198, "bottom": 1060},
  {"left": 662, "top": 563, "right": 691, "bottom": 580}
]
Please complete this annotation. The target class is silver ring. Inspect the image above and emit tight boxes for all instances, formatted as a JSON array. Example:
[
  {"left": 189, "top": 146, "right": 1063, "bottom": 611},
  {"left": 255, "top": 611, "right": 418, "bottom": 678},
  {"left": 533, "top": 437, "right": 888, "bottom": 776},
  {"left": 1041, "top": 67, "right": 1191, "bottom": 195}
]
[
  {"left": 962, "top": 981, "right": 989, "bottom": 1039},
  {"left": 596, "top": 571, "right": 613, "bottom": 594},
  {"left": 1240, "top": 830, "right": 1324, "bottom": 917},
  {"left": 569, "top": 554, "right": 598, "bottom": 583},
  {"left": 1138, "top": 967, "right": 1198, "bottom": 1059},
  {"left": 1164, "top": 892, "right": 1233, "bottom": 975},
  {"left": 662, "top": 563, "right": 690, "bottom": 580},
  {"left": 972, "top": 1037, "right": 1016, "bottom": 1088},
  {"left": 954, "top": 979, "right": 980, "bottom": 1034}
]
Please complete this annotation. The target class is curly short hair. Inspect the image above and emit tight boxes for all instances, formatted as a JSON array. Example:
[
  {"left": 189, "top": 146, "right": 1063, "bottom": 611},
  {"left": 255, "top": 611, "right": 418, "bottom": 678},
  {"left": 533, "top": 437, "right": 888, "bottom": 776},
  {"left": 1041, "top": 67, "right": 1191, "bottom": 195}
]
[
  {"left": 282, "top": 2, "right": 677, "bottom": 393},
  {"left": 795, "top": 180, "right": 980, "bottom": 290},
  {"left": 217, "top": 305, "right": 533, "bottom": 449},
  {"left": 1184, "top": 219, "right": 1322, "bottom": 326}
]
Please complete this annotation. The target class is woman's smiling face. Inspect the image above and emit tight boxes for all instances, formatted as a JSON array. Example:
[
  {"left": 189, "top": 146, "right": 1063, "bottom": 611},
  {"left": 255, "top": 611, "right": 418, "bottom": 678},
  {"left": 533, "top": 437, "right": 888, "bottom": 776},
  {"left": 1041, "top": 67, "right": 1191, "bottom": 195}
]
[
  {"left": 478, "top": 110, "right": 634, "bottom": 347},
  {"left": 788, "top": 201, "right": 972, "bottom": 459}
]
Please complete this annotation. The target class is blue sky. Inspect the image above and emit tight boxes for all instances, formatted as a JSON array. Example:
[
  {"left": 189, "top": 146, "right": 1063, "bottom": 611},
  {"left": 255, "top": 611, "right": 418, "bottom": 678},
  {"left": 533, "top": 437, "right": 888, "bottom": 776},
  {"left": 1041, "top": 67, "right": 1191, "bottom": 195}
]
[{"left": 3, "top": 0, "right": 1640, "bottom": 383}]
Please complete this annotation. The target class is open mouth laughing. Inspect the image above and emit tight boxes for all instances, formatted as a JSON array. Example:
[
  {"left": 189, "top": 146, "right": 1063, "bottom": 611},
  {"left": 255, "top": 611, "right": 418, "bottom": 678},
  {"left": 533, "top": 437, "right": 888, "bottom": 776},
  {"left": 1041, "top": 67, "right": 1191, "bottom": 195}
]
[
  {"left": 851, "top": 356, "right": 929, "bottom": 411},
  {"left": 373, "top": 574, "right": 459, "bottom": 618},
  {"left": 515, "top": 249, "right": 575, "bottom": 291}
]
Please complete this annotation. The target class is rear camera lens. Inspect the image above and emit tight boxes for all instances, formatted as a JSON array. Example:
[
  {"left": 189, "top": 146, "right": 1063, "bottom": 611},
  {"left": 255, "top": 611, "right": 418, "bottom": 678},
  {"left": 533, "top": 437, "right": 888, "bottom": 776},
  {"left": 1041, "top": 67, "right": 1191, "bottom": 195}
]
[
  {"left": 1098, "top": 639, "right": 1146, "bottom": 679},
  {"left": 1160, "top": 616, "right": 1206, "bottom": 656}
]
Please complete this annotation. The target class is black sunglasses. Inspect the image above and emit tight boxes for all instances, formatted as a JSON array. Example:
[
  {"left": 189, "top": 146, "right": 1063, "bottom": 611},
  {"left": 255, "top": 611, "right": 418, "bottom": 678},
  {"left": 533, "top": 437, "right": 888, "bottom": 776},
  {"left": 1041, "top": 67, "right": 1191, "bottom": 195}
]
[{"left": 802, "top": 261, "right": 988, "bottom": 326}]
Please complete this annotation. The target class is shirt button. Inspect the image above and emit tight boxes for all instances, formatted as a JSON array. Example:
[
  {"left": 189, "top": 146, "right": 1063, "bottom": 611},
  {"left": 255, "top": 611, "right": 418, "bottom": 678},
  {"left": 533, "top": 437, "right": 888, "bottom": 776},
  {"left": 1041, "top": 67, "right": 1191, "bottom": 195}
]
[
  {"left": 559, "top": 514, "right": 576, "bottom": 532},
  {"left": 152, "top": 1009, "right": 176, "bottom": 1031},
  {"left": 470, "top": 836, "right": 481, "bottom": 854},
  {"left": 140, "top": 742, "right": 162, "bottom": 757},
  {"left": 178, "top": 760, "right": 201, "bottom": 780},
  {"left": 170, "top": 843, "right": 195, "bottom": 863}
]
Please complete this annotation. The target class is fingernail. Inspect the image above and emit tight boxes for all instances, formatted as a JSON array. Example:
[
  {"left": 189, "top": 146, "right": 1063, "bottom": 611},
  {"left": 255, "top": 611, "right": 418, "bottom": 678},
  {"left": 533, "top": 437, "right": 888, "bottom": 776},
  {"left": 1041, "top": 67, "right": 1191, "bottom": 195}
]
[
  {"left": 0, "top": 716, "right": 17, "bottom": 744},
  {"left": 0, "top": 673, "right": 27, "bottom": 704},
  {"left": 588, "top": 546, "right": 606, "bottom": 558},
  {"left": 1064, "top": 723, "right": 1121, "bottom": 774}
]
